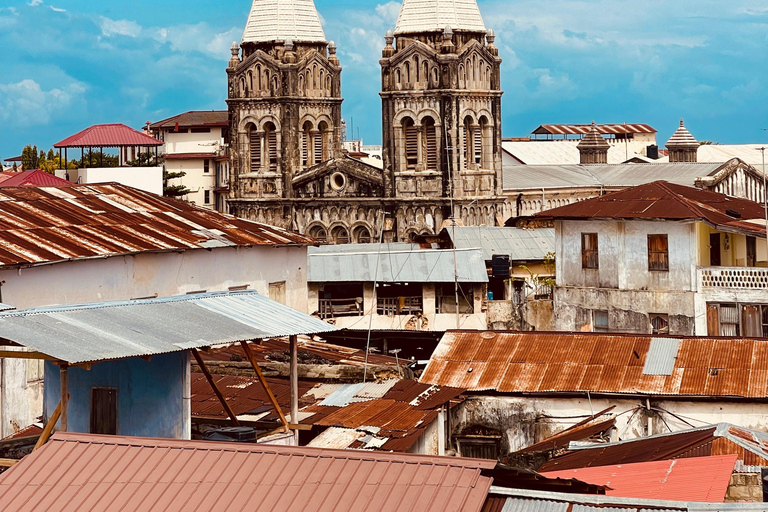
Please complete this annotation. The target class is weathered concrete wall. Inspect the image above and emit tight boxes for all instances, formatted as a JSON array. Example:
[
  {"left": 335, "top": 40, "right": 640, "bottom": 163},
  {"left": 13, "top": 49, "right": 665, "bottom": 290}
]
[
  {"left": 487, "top": 300, "right": 554, "bottom": 331},
  {"left": 43, "top": 352, "right": 190, "bottom": 439},
  {"left": 725, "top": 473, "right": 762, "bottom": 502},
  {"left": 527, "top": 299, "right": 555, "bottom": 331},
  {"left": 450, "top": 395, "right": 768, "bottom": 457},
  {"left": 407, "top": 416, "right": 440, "bottom": 456}
]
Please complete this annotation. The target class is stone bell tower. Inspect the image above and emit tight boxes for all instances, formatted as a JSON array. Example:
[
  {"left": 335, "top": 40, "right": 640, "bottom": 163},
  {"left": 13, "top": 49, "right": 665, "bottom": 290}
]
[
  {"left": 380, "top": 0, "right": 504, "bottom": 232},
  {"left": 227, "top": 0, "right": 343, "bottom": 228}
]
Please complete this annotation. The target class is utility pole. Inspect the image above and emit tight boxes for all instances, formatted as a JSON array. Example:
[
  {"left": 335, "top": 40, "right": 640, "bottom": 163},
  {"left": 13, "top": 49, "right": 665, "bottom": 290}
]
[{"left": 758, "top": 145, "right": 767, "bottom": 260}]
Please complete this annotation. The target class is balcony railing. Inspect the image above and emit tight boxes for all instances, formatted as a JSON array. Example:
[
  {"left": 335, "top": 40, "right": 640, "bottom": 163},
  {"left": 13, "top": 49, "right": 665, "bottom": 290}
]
[
  {"left": 699, "top": 267, "right": 768, "bottom": 289},
  {"left": 319, "top": 298, "right": 363, "bottom": 320},
  {"left": 377, "top": 296, "right": 422, "bottom": 316}
]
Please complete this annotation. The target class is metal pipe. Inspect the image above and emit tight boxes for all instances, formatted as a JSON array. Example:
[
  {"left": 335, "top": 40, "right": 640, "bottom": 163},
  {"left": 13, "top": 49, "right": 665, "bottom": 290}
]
[{"left": 290, "top": 335, "right": 299, "bottom": 445}]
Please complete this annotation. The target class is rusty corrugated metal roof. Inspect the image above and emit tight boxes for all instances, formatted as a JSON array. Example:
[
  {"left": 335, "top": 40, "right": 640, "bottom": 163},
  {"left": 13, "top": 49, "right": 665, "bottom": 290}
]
[
  {"left": 516, "top": 418, "right": 616, "bottom": 454},
  {"left": 533, "top": 181, "right": 767, "bottom": 237},
  {"left": 532, "top": 124, "right": 657, "bottom": 136},
  {"left": 420, "top": 331, "right": 768, "bottom": 398},
  {"left": 0, "top": 183, "right": 315, "bottom": 267},
  {"left": 0, "top": 432, "right": 495, "bottom": 512},
  {"left": 54, "top": 123, "right": 163, "bottom": 148}
]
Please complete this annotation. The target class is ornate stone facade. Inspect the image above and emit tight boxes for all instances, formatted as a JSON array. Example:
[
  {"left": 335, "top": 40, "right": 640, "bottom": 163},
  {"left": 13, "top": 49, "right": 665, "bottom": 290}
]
[{"left": 227, "top": 0, "right": 505, "bottom": 243}]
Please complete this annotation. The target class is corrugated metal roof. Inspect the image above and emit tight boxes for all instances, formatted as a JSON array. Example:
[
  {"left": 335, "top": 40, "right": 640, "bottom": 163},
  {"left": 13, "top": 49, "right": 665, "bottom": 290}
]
[
  {"left": 0, "top": 432, "right": 496, "bottom": 512},
  {"left": 539, "top": 423, "right": 768, "bottom": 472},
  {"left": 308, "top": 245, "right": 488, "bottom": 283},
  {"left": 642, "top": 338, "right": 681, "bottom": 376},
  {"left": 504, "top": 140, "right": 647, "bottom": 166},
  {"left": 515, "top": 418, "right": 616, "bottom": 454},
  {"left": 444, "top": 226, "right": 554, "bottom": 261},
  {"left": 394, "top": 0, "right": 486, "bottom": 34},
  {"left": 697, "top": 144, "right": 768, "bottom": 167},
  {"left": 54, "top": 123, "right": 162, "bottom": 148},
  {"left": 542, "top": 455, "right": 736, "bottom": 502},
  {"left": 0, "top": 170, "right": 73, "bottom": 188},
  {"left": 534, "top": 181, "right": 767, "bottom": 237},
  {"left": 150, "top": 111, "right": 228, "bottom": 130},
  {"left": 0, "top": 183, "right": 314, "bottom": 267},
  {"left": 420, "top": 331, "right": 768, "bottom": 398},
  {"left": 0, "top": 291, "right": 336, "bottom": 364},
  {"left": 502, "top": 162, "right": 729, "bottom": 190},
  {"left": 242, "top": 0, "right": 326, "bottom": 43},
  {"left": 532, "top": 124, "right": 657, "bottom": 136},
  {"left": 500, "top": 498, "right": 569, "bottom": 512}
]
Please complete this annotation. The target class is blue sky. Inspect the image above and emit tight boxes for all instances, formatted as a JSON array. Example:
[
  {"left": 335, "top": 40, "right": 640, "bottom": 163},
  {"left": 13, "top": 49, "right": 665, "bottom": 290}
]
[{"left": 1, "top": 0, "right": 767, "bottom": 159}]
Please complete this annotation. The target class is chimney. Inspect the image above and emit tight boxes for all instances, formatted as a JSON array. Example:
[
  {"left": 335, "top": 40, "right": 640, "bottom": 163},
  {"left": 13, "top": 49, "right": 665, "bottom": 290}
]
[
  {"left": 578, "top": 122, "right": 610, "bottom": 164},
  {"left": 666, "top": 119, "right": 699, "bottom": 163}
]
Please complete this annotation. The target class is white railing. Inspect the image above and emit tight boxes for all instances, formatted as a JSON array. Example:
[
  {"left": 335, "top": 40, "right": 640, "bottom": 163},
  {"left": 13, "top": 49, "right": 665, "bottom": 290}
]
[{"left": 699, "top": 267, "right": 768, "bottom": 289}]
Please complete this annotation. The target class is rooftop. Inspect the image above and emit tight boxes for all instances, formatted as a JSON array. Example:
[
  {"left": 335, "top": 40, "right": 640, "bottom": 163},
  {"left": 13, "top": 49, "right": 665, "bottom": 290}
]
[
  {"left": 442, "top": 226, "right": 555, "bottom": 262},
  {"left": 394, "top": 0, "right": 486, "bottom": 35},
  {"left": 539, "top": 423, "right": 768, "bottom": 472},
  {"left": 541, "top": 455, "right": 737, "bottom": 502},
  {"left": 149, "top": 111, "right": 228, "bottom": 130},
  {"left": 532, "top": 180, "right": 767, "bottom": 237},
  {"left": 420, "top": 331, "right": 768, "bottom": 399},
  {"left": 532, "top": 124, "right": 657, "bottom": 136},
  {"left": 0, "top": 170, "right": 73, "bottom": 188},
  {"left": 307, "top": 244, "right": 488, "bottom": 283},
  {"left": 0, "top": 290, "right": 336, "bottom": 364},
  {"left": 54, "top": 123, "right": 162, "bottom": 148},
  {"left": 0, "top": 183, "right": 314, "bottom": 268},
  {"left": 0, "top": 432, "right": 495, "bottom": 512},
  {"left": 242, "top": 0, "right": 326, "bottom": 44}
]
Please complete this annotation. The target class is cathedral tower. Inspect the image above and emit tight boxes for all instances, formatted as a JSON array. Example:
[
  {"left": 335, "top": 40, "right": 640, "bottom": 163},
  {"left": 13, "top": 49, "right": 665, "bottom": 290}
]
[
  {"left": 227, "top": 0, "right": 344, "bottom": 226},
  {"left": 380, "top": 0, "right": 504, "bottom": 227}
]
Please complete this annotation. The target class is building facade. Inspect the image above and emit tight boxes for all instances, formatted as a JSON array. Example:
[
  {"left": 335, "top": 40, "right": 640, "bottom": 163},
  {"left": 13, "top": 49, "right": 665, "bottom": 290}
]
[{"left": 227, "top": 0, "right": 506, "bottom": 242}]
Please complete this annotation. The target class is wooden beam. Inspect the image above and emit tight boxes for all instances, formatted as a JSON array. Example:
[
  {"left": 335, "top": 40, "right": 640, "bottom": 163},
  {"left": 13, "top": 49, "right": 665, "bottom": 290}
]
[
  {"left": 0, "top": 458, "right": 18, "bottom": 468},
  {"left": 33, "top": 400, "right": 62, "bottom": 451},
  {"left": 239, "top": 340, "right": 289, "bottom": 433},
  {"left": 290, "top": 335, "right": 299, "bottom": 444},
  {"left": 60, "top": 365, "right": 68, "bottom": 432},
  {"left": 191, "top": 349, "right": 240, "bottom": 427},
  {"left": 0, "top": 351, "right": 56, "bottom": 360}
]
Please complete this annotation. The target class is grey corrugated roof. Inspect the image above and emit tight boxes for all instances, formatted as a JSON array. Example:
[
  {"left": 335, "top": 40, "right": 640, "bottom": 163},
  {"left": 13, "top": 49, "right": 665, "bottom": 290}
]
[
  {"left": 307, "top": 245, "right": 488, "bottom": 283},
  {"left": 642, "top": 338, "right": 681, "bottom": 376},
  {"left": 501, "top": 498, "right": 568, "bottom": 512},
  {"left": 503, "top": 162, "right": 728, "bottom": 191},
  {"left": 444, "top": 226, "right": 554, "bottom": 261},
  {"left": 0, "top": 291, "right": 336, "bottom": 364}
]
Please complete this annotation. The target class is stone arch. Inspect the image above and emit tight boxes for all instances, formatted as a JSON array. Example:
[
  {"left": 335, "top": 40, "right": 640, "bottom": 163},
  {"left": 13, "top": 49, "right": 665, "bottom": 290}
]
[
  {"left": 307, "top": 222, "right": 328, "bottom": 242},
  {"left": 351, "top": 221, "right": 374, "bottom": 243},
  {"left": 414, "top": 55, "right": 420, "bottom": 82},
  {"left": 416, "top": 109, "right": 441, "bottom": 125},
  {"left": 256, "top": 65, "right": 262, "bottom": 90},
  {"left": 328, "top": 222, "right": 350, "bottom": 245},
  {"left": 459, "top": 64, "right": 465, "bottom": 88},
  {"left": 394, "top": 109, "right": 419, "bottom": 127},
  {"left": 404, "top": 61, "right": 411, "bottom": 83}
]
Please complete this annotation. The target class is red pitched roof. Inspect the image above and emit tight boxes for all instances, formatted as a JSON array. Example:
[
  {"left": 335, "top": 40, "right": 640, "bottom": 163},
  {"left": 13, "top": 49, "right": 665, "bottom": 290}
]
[
  {"left": 0, "top": 432, "right": 495, "bottom": 512},
  {"left": 0, "top": 170, "right": 72, "bottom": 188},
  {"left": 54, "top": 123, "right": 162, "bottom": 148},
  {"left": 541, "top": 455, "right": 737, "bottom": 502},
  {"left": 534, "top": 181, "right": 767, "bottom": 236}
]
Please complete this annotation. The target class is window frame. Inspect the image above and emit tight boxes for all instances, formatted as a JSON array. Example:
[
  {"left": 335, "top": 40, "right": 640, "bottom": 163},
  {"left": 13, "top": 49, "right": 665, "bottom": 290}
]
[
  {"left": 581, "top": 233, "right": 599, "bottom": 269},
  {"left": 647, "top": 234, "right": 669, "bottom": 272}
]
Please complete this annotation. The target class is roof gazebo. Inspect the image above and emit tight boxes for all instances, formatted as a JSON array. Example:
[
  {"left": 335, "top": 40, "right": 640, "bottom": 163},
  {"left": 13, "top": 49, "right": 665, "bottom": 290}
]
[{"left": 53, "top": 123, "right": 163, "bottom": 169}]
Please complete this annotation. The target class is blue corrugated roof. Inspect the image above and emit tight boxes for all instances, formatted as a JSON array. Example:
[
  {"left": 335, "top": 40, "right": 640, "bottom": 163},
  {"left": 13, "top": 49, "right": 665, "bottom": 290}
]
[
  {"left": 0, "top": 291, "right": 336, "bottom": 364},
  {"left": 444, "top": 226, "right": 555, "bottom": 261}
]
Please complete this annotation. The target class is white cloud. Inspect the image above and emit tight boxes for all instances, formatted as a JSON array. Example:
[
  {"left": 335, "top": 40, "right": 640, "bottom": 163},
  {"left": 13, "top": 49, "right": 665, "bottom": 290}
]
[
  {"left": 50, "top": 6, "right": 66, "bottom": 12},
  {"left": 375, "top": 1, "right": 401, "bottom": 25},
  {"left": 153, "top": 23, "right": 240, "bottom": 59},
  {"left": 99, "top": 16, "right": 142, "bottom": 38},
  {"left": 0, "top": 79, "right": 86, "bottom": 126},
  {"left": 27, "top": 0, "right": 42, "bottom": 6}
]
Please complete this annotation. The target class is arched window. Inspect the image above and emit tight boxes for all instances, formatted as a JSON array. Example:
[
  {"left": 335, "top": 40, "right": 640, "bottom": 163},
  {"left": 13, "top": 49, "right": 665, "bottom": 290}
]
[
  {"left": 462, "top": 116, "right": 473, "bottom": 169},
  {"left": 395, "top": 68, "right": 401, "bottom": 85},
  {"left": 403, "top": 117, "right": 418, "bottom": 170},
  {"left": 405, "top": 62, "right": 411, "bottom": 83},
  {"left": 309, "top": 225, "right": 327, "bottom": 242},
  {"left": 301, "top": 121, "right": 313, "bottom": 168},
  {"left": 316, "top": 121, "right": 328, "bottom": 164},
  {"left": 478, "top": 116, "right": 490, "bottom": 169},
  {"left": 248, "top": 125, "right": 261, "bottom": 173},
  {"left": 423, "top": 117, "right": 437, "bottom": 170},
  {"left": 256, "top": 65, "right": 262, "bottom": 89},
  {"left": 263, "top": 122, "right": 278, "bottom": 172},
  {"left": 459, "top": 65, "right": 465, "bottom": 88},
  {"left": 423, "top": 62, "right": 429, "bottom": 85},
  {"left": 331, "top": 226, "right": 349, "bottom": 245},
  {"left": 248, "top": 71, "right": 253, "bottom": 94},
  {"left": 414, "top": 56, "right": 420, "bottom": 82},
  {"left": 353, "top": 226, "right": 372, "bottom": 244}
]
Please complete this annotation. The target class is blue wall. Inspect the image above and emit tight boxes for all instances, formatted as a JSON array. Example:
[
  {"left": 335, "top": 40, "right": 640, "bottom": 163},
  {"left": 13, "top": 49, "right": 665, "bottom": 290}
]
[{"left": 44, "top": 352, "right": 187, "bottom": 439}]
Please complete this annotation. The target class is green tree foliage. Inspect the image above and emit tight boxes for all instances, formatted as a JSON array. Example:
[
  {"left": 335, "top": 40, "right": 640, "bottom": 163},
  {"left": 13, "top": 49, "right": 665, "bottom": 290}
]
[
  {"left": 21, "top": 145, "right": 38, "bottom": 170},
  {"left": 163, "top": 169, "right": 191, "bottom": 198},
  {"left": 11, "top": 163, "right": 17, "bottom": 172},
  {"left": 126, "top": 152, "right": 161, "bottom": 167}
]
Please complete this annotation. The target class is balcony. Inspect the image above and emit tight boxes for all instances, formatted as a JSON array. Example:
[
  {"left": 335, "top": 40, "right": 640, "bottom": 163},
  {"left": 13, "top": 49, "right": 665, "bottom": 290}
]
[{"left": 699, "top": 267, "right": 768, "bottom": 290}]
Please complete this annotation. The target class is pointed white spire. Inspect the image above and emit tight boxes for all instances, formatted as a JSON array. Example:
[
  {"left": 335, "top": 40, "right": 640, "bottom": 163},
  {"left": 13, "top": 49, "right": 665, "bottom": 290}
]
[
  {"left": 242, "top": 0, "right": 326, "bottom": 44},
  {"left": 394, "top": 0, "right": 486, "bottom": 35}
]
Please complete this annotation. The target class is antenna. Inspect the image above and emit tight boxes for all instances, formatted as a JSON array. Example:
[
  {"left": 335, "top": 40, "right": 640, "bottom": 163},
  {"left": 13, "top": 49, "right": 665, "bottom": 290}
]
[{"left": 444, "top": 120, "right": 461, "bottom": 330}]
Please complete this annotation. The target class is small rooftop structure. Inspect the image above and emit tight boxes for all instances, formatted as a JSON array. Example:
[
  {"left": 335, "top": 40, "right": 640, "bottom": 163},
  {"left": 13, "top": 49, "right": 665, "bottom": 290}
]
[
  {"left": 666, "top": 119, "right": 699, "bottom": 163},
  {"left": 420, "top": 330, "right": 768, "bottom": 399},
  {"left": 307, "top": 244, "right": 488, "bottom": 283},
  {"left": 54, "top": 123, "right": 162, "bottom": 149},
  {"left": 0, "top": 432, "right": 496, "bottom": 512},
  {"left": 0, "top": 170, "right": 73, "bottom": 188},
  {"left": 577, "top": 122, "right": 611, "bottom": 164},
  {"left": 394, "top": 0, "right": 487, "bottom": 34},
  {"left": 532, "top": 123, "right": 657, "bottom": 139},
  {"left": 149, "top": 110, "right": 228, "bottom": 130},
  {"left": 541, "top": 455, "right": 737, "bottom": 502},
  {"left": 532, "top": 180, "right": 767, "bottom": 237},
  {"left": 539, "top": 423, "right": 768, "bottom": 472},
  {"left": 439, "top": 226, "right": 555, "bottom": 262},
  {"left": 0, "top": 290, "right": 336, "bottom": 364},
  {"left": 242, "top": 0, "right": 326, "bottom": 44},
  {"left": 0, "top": 183, "right": 314, "bottom": 268}
]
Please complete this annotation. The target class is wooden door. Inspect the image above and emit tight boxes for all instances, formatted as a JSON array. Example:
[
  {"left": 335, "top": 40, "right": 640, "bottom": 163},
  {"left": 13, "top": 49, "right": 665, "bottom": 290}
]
[
  {"left": 91, "top": 388, "right": 117, "bottom": 435},
  {"left": 709, "top": 233, "right": 721, "bottom": 266},
  {"left": 706, "top": 304, "right": 719, "bottom": 337}
]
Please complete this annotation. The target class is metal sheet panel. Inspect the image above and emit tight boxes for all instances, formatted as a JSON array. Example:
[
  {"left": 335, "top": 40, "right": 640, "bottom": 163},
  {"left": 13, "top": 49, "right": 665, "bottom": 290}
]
[
  {"left": 0, "top": 291, "right": 336, "bottom": 364},
  {"left": 642, "top": 338, "right": 681, "bottom": 376},
  {"left": 446, "top": 226, "right": 555, "bottom": 262},
  {"left": 501, "top": 498, "right": 569, "bottom": 512},
  {"left": 307, "top": 245, "right": 488, "bottom": 283}
]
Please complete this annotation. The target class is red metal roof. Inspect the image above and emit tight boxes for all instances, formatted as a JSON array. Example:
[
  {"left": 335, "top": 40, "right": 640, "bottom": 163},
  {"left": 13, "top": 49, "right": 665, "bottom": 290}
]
[
  {"left": 0, "top": 425, "right": 42, "bottom": 442},
  {"left": 532, "top": 124, "right": 657, "bottom": 136},
  {"left": 54, "top": 123, "right": 163, "bottom": 148},
  {"left": 539, "top": 423, "right": 768, "bottom": 472},
  {"left": 0, "top": 432, "right": 495, "bottom": 512},
  {"left": 534, "top": 181, "right": 767, "bottom": 237},
  {"left": 420, "top": 331, "right": 768, "bottom": 398},
  {"left": 0, "top": 183, "right": 315, "bottom": 267},
  {"left": 541, "top": 455, "right": 737, "bottom": 502},
  {"left": 0, "top": 170, "right": 73, "bottom": 188}
]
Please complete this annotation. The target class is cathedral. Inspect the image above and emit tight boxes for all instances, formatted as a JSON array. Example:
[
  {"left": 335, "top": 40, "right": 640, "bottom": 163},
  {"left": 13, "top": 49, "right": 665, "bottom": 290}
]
[{"left": 226, "top": 0, "right": 504, "bottom": 242}]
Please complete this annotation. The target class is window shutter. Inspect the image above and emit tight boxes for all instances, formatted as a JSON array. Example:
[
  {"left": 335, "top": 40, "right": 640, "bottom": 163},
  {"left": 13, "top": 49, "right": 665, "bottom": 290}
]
[
  {"left": 301, "top": 132, "right": 308, "bottom": 167},
  {"left": 425, "top": 126, "right": 437, "bottom": 169},
  {"left": 405, "top": 125, "right": 418, "bottom": 169},
  {"left": 473, "top": 127, "right": 482, "bottom": 165},
  {"left": 314, "top": 132, "right": 323, "bottom": 164},
  {"left": 462, "top": 125, "right": 469, "bottom": 169},
  {"left": 267, "top": 130, "right": 278, "bottom": 172},
  {"left": 249, "top": 132, "right": 261, "bottom": 172}
]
